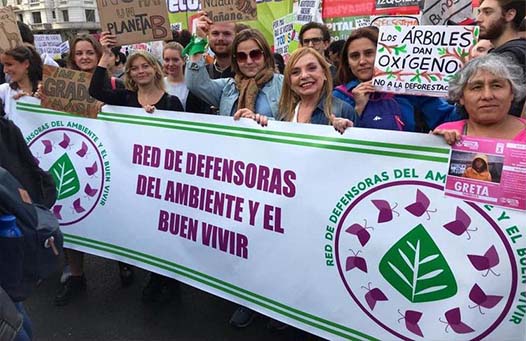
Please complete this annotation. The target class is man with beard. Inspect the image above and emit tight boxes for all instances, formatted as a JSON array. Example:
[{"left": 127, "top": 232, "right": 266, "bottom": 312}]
[
  {"left": 205, "top": 22, "right": 236, "bottom": 79},
  {"left": 476, "top": 0, "right": 526, "bottom": 116}
]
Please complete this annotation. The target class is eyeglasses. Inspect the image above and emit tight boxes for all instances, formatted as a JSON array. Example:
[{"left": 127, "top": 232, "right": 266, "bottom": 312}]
[
  {"left": 235, "top": 49, "right": 263, "bottom": 63},
  {"left": 302, "top": 37, "right": 324, "bottom": 46}
]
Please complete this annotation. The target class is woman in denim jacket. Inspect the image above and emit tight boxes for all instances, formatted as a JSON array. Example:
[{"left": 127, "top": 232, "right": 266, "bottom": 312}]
[{"left": 185, "top": 13, "right": 283, "bottom": 122}]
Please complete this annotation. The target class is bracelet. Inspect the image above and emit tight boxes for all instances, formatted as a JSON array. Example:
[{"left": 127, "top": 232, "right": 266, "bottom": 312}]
[{"left": 182, "top": 36, "right": 208, "bottom": 57}]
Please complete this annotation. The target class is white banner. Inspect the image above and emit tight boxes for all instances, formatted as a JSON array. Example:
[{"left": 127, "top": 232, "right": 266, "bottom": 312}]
[{"left": 14, "top": 100, "right": 526, "bottom": 340}]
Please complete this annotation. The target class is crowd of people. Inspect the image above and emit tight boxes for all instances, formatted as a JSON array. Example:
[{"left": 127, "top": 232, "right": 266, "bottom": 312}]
[{"left": 1, "top": 0, "right": 525, "bottom": 339}]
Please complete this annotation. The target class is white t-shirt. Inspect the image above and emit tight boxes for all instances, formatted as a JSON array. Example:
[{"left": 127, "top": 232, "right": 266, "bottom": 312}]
[
  {"left": 0, "top": 83, "right": 24, "bottom": 120},
  {"left": 163, "top": 77, "right": 189, "bottom": 109}
]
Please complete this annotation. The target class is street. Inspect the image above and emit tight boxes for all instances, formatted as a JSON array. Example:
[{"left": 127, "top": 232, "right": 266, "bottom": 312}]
[{"left": 25, "top": 254, "right": 326, "bottom": 340}]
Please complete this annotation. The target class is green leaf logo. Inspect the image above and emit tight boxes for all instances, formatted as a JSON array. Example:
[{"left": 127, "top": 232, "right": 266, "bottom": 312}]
[
  {"left": 379, "top": 224, "right": 457, "bottom": 303},
  {"left": 50, "top": 153, "right": 81, "bottom": 200}
]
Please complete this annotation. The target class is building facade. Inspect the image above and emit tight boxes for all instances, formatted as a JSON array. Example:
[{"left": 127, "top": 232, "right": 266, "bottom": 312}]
[{"left": 5, "top": 0, "right": 101, "bottom": 40}]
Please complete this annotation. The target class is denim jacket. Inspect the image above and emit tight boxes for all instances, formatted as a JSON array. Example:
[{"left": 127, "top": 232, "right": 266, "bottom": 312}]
[
  {"left": 308, "top": 96, "right": 358, "bottom": 125},
  {"left": 186, "top": 58, "right": 283, "bottom": 118}
]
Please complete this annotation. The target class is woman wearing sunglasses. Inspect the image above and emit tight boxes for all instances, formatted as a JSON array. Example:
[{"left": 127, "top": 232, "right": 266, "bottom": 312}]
[{"left": 185, "top": 13, "right": 283, "bottom": 124}]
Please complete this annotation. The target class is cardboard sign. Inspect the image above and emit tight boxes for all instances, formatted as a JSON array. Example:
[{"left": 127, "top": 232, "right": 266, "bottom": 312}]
[
  {"left": 422, "top": 0, "right": 473, "bottom": 25},
  {"left": 0, "top": 7, "right": 23, "bottom": 54},
  {"left": 446, "top": 136, "right": 526, "bottom": 211},
  {"left": 96, "top": 0, "right": 173, "bottom": 46},
  {"left": 373, "top": 25, "right": 478, "bottom": 97},
  {"left": 34, "top": 34, "right": 63, "bottom": 57},
  {"left": 41, "top": 66, "right": 100, "bottom": 118},
  {"left": 201, "top": 0, "right": 257, "bottom": 23}
]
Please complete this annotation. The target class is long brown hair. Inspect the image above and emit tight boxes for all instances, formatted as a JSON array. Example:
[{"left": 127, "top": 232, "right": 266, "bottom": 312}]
[
  {"left": 67, "top": 35, "right": 102, "bottom": 72},
  {"left": 337, "top": 27, "right": 379, "bottom": 85},
  {"left": 231, "top": 29, "right": 274, "bottom": 76},
  {"left": 4, "top": 44, "right": 42, "bottom": 93},
  {"left": 278, "top": 47, "right": 333, "bottom": 122}
]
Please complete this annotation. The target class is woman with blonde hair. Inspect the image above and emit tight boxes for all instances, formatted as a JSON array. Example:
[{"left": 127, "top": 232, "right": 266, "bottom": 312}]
[
  {"left": 162, "top": 42, "right": 209, "bottom": 113},
  {"left": 278, "top": 47, "right": 355, "bottom": 125},
  {"left": 89, "top": 32, "right": 183, "bottom": 113}
]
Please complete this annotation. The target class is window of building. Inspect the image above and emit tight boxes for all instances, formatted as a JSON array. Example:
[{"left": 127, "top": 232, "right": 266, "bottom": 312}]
[
  {"left": 30, "top": 0, "right": 39, "bottom": 3},
  {"left": 52, "top": 10, "right": 56, "bottom": 19},
  {"left": 32, "top": 11, "right": 42, "bottom": 24},
  {"left": 62, "top": 10, "right": 69, "bottom": 22},
  {"left": 85, "top": 9, "right": 95, "bottom": 22},
  {"left": 18, "top": 14, "right": 23, "bottom": 22}
]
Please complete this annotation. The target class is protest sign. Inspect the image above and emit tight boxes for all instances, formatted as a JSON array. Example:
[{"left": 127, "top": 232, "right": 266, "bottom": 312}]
[
  {"left": 0, "top": 7, "right": 22, "bottom": 54},
  {"left": 96, "top": 0, "right": 172, "bottom": 46},
  {"left": 167, "top": 0, "right": 293, "bottom": 48},
  {"left": 373, "top": 25, "right": 478, "bottom": 97},
  {"left": 325, "top": 16, "right": 371, "bottom": 41},
  {"left": 41, "top": 66, "right": 100, "bottom": 118},
  {"left": 272, "top": 14, "right": 298, "bottom": 59},
  {"left": 370, "top": 14, "right": 420, "bottom": 27},
  {"left": 322, "top": 0, "right": 376, "bottom": 18},
  {"left": 422, "top": 0, "right": 473, "bottom": 25},
  {"left": 295, "top": 0, "right": 321, "bottom": 24},
  {"left": 201, "top": 0, "right": 257, "bottom": 23},
  {"left": 59, "top": 41, "right": 70, "bottom": 55},
  {"left": 446, "top": 136, "right": 526, "bottom": 211},
  {"left": 14, "top": 99, "right": 526, "bottom": 340},
  {"left": 34, "top": 34, "right": 63, "bottom": 57}
]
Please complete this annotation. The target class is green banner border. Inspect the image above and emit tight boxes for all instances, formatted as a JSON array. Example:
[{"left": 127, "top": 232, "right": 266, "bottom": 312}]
[
  {"left": 64, "top": 233, "right": 376, "bottom": 341},
  {"left": 17, "top": 102, "right": 450, "bottom": 164}
]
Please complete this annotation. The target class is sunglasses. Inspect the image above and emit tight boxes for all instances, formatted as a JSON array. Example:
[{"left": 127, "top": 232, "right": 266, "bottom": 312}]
[{"left": 235, "top": 49, "right": 263, "bottom": 63}]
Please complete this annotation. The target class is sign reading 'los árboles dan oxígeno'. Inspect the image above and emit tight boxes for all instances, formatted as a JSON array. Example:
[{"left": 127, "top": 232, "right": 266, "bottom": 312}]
[
  {"left": 373, "top": 25, "right": 478, "bottom": 97},
  {"left": 96, "top": 0, "right": 173, "bottom": 45}
]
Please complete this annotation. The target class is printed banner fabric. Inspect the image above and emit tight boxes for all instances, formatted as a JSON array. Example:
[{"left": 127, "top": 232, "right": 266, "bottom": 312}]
[{"left": 14, "top": 100, "right": 526, "bottom": 340}]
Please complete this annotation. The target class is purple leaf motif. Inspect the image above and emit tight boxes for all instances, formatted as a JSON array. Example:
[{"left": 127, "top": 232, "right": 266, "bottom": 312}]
[
  {"left": 85, "top": 162, "right": 98, "bottom": 176},
  {"left": 405, "top": 189, "right": 437, "bottom": 220},
  {"left": 76, "top": 142, "right": 88, "bottom": 157},
  {"left": 58, "top": 133, "right": 71, "bottom": 149},
  {"left": 398, "top": 309, "right": 424, "bottom": 337},
  {"left": 439, "top": 308, "right": 474, "bottom": 334},
  {"left": 362, "top": 283, "right": 388, "bottom": 310},
  {"left": 42, "top": 140, "right": 53, "bottom": 154},
  {"left": 345, "top": 250, "right": 367, "bottom": 273},
  {"left": 84, "top": 183, "right": 98, "bottom": 197},
  {"left": 72, "top": 198, "right": 85, "bottom": 213},
  {"left": 467, "top": 245, "right": 500, "bottom": 277},
  {"left": 443, "top": 207, "right": 478, "bottom": 239},
  {"left": 346, "top": 219, "right": 373, "bottom": 246},
  {"left": 468, "top": 284, "right": 503, "bottom": 314},
  {"left": 52, "top": 205, "right": 62, "bottom": 220},
  {"left": 371, "top": 200, "right": 399, "bottom": 223}
]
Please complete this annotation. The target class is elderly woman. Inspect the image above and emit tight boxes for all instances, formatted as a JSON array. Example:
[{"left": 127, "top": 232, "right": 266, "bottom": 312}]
[
  {"left": 433, "top": 54, "right": 525, "bottom": 143},
  {"left": 185, "top": 13, "right": 282, "bottom": 121},
  {"left": 278, "top": 47, "right": 356, "bottom": 125},
  {"left": 333, "top": 27, "right": 459, "bottom": 133}
]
